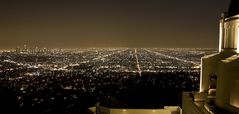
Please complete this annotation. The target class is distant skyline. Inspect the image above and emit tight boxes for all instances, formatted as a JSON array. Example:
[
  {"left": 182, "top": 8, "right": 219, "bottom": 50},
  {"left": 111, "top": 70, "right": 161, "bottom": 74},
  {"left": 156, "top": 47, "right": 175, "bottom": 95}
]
[{"left": 0, "top": 0, "right": 230, "bottom": 49}]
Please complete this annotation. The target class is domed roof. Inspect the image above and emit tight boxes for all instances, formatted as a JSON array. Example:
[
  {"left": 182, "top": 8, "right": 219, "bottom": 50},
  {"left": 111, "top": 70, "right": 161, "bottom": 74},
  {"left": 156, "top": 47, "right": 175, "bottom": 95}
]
[{"left": 227, "top": 0, "right": 239, "bottom": 17}]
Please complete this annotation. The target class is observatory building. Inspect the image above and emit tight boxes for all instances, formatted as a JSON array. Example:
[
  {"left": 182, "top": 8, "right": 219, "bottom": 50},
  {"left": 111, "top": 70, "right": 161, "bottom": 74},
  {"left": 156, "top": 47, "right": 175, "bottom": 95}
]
[{"left": 182, "top": 0, "right": 239, "bottom": 114}]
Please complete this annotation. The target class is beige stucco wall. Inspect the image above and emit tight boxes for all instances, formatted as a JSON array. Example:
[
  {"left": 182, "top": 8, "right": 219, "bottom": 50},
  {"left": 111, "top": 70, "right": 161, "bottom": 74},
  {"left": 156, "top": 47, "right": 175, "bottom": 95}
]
[
  {"left": 216, "top": 55, "right": 239, "bottom": 109},
  {"left": 200, "top": 51, "right": 235, "bottom": 92},
  {"left": 97, "top": 106, "right": 181, "bottom": 114}
]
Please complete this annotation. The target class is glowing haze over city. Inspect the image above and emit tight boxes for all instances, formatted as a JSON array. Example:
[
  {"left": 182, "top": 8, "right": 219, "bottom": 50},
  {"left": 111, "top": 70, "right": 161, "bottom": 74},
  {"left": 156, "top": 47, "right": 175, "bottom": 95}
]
[{"left": 0, "top": 0, "right": 230, "bottom": 49}]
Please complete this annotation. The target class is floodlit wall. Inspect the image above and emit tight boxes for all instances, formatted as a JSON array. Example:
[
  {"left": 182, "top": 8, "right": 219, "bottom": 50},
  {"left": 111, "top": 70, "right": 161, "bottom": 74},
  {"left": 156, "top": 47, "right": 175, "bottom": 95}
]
[
  {"left": 200, "top": 51, "right": 235, "bottom": 92},
  {"left": 97, "top": 106, "right": 181, "bottom": 114},
  {"left": 223, "top": 15, "right": 239, "bottom": 50},
  {"left": 230, "top": 80, "right": 239, "bottom": 108},
  {"left": 216, "top": 55, "right": 239, "bottom": 109}
]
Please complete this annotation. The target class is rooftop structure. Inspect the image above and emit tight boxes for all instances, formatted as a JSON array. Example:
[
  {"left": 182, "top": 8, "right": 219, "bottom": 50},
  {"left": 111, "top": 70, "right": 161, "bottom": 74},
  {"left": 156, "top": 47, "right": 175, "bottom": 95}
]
[{"left": 182, "top": 0, "right": 239, "bottom": 113}]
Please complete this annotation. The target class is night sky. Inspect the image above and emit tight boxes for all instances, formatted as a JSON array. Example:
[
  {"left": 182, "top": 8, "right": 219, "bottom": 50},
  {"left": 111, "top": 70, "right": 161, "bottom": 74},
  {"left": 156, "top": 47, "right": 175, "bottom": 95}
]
[{"left": 0, "top": 0, "right": 230, "bottom": 49}]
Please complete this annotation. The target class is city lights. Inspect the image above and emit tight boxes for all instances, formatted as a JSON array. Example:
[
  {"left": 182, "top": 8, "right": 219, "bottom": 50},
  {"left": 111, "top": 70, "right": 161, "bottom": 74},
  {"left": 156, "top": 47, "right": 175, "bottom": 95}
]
[{"left": 0, "top": 47, "right": 216, "bottom": 113}]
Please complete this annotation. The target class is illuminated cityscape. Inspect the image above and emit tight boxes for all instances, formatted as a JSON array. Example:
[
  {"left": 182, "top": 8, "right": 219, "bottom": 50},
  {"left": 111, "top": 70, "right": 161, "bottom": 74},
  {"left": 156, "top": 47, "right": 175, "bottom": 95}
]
[
  {"left": 0, "top": 47, "right": 216, "bottom": 113},
  {"left": 0, "top": 0, "right": 237, "bottom": 114}
]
